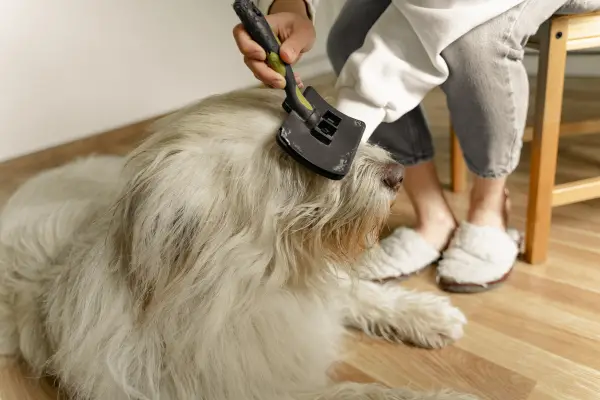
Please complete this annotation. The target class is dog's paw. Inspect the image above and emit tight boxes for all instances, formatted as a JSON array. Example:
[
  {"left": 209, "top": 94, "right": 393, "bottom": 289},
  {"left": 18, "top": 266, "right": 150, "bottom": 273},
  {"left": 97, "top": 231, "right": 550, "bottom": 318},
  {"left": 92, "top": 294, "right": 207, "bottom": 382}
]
[
  {"left": 403, "top": 293, "right": 466, "bottom": 349},
  {"left": 369, "top": 290, "right": 467, "bottom": 349}
]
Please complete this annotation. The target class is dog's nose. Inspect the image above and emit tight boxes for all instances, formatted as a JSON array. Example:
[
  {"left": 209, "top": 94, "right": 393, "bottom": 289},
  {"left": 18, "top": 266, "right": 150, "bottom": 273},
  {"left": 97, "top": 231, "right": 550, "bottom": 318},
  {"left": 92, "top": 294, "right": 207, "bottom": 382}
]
[{"left": 382, "top": 163, "right": 404, "bottom": 191}]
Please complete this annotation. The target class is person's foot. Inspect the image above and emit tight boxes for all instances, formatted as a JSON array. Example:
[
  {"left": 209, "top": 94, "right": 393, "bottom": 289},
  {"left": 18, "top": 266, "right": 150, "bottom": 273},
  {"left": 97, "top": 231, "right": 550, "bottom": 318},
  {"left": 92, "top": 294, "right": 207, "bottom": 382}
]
[
  {"left": 436, "top": 188, "right": 520, "bottom": 293},
  {"left": 357, "top": 160, "right": 458, "bottom": 282},
  {"left": 415, "top": 210, "right": 458, "bottom": 252},
  {"left": 358, "top": 211, "right": 457, "bottom": 281},
  {"left": 466, "top": 185, "right": 509, "bottom": 229}
]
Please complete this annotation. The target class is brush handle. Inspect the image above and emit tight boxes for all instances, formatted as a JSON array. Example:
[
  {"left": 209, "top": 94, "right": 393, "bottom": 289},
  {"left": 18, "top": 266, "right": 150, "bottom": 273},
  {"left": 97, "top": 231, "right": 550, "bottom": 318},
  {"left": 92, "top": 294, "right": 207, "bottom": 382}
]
[{"left": 232, "top": 0, "right": 315, "bottom": 122}]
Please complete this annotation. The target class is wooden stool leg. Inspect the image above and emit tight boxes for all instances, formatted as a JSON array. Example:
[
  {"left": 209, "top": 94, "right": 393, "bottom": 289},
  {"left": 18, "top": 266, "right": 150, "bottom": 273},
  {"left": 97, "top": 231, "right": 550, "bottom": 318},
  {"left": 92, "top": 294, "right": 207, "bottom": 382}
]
[
  {"left": 450, "top": 124, "right": 467, "bottom": 193},
  {"left": 524, "top": 19, "right": 568, "bottom": 264}
]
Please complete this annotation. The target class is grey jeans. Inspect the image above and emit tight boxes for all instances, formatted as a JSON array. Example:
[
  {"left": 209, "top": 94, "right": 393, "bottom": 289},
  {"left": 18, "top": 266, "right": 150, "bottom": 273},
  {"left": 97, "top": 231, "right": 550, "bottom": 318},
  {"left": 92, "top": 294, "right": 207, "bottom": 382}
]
[{"left": 327, "top": 0, "right": 600, "bottom": 178}]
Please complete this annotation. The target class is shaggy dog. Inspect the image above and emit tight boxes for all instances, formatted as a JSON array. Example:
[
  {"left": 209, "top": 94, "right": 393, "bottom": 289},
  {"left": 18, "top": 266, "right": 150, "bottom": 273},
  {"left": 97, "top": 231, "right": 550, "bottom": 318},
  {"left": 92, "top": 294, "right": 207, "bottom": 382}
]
[{"left": 0, "top": 85, "right": 476, "bottom": 400}]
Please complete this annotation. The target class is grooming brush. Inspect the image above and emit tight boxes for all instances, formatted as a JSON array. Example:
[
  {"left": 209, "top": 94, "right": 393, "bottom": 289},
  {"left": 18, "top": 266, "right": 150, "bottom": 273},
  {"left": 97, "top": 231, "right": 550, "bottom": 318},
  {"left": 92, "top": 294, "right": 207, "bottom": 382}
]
[{"left": 232, "top": 0, "right": 366, "bottom": 180}]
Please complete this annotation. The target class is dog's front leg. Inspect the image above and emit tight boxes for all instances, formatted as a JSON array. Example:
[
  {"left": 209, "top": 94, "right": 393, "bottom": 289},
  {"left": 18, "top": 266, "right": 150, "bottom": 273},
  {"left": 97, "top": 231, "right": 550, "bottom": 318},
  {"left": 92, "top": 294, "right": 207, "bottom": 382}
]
[
  {"left": 294, "top": 382, "right": 479, "bottom": 400},
  {"left": 334, "top": 274, "right": 466, "bottom": 349}
]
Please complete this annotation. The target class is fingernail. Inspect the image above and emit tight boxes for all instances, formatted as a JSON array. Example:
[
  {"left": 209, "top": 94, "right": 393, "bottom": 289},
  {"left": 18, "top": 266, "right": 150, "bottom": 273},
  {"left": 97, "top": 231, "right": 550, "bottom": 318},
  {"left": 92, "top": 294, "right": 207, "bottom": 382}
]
[{"left": 284, "top": 49, "right": 296, "bottom": 62}]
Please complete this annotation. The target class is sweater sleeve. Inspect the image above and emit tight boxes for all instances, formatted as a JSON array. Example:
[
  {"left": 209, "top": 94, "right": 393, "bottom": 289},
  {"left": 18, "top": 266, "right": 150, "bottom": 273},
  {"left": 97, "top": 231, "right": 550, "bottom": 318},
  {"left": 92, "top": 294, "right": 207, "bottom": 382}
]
[
  {"left": 254, "top": 0, "right": 319, "bottom": 20},
  {"left": 333, "top": 0, "right": 527, "bottom": 142}
]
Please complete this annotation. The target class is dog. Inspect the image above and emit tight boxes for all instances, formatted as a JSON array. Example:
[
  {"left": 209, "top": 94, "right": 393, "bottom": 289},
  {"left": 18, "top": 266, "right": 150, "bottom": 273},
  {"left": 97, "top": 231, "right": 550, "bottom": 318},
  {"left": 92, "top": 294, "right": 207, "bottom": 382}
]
[{"left": 0, "top": 84, "right": 476, "bottom": 400}]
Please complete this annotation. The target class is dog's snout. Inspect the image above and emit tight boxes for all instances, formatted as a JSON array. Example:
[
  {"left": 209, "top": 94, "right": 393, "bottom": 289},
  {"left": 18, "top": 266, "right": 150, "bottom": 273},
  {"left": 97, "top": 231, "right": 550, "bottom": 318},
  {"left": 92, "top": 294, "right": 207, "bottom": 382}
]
[{"left": 382, "top": 163, "right": 404, "bottom": 191}]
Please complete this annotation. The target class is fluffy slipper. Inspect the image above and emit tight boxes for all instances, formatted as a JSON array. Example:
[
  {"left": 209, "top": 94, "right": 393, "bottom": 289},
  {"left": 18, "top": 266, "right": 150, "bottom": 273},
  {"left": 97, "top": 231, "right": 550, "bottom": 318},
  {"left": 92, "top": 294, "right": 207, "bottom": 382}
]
[
  {"left": 358, "top": 227, "right": 441, "bottom": 281},
  {"left": 436, "top": 222, "right": 520, "bottom": 293}
]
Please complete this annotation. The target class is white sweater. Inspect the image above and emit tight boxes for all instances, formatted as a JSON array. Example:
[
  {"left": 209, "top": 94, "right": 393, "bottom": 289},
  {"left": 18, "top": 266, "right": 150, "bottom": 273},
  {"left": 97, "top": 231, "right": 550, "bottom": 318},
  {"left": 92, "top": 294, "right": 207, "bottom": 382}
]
[{"left": 256, "top": 0, "right": 527, "bottom": 141}]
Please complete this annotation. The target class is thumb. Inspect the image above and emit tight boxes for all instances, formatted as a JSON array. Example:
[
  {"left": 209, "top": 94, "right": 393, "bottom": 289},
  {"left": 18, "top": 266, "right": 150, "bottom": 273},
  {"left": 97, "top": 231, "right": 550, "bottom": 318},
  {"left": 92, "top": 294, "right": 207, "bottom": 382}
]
[{"left": 279, "top": 33, "right": 309, "bottom": 64}]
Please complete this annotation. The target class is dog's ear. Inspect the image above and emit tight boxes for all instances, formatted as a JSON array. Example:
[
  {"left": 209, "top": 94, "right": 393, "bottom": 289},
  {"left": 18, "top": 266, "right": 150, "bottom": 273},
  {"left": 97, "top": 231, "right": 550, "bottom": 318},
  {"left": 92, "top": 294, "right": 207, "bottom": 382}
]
[{"left": 107, "top": 148, "right": 206, "bottom": 311}]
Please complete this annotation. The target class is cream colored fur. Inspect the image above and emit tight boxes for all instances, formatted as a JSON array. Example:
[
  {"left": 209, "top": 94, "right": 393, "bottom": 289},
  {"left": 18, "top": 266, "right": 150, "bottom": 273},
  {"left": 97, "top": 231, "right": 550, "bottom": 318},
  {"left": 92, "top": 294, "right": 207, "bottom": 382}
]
[{"left": 0, "top": 85, "right": 477, "bottom": 400}]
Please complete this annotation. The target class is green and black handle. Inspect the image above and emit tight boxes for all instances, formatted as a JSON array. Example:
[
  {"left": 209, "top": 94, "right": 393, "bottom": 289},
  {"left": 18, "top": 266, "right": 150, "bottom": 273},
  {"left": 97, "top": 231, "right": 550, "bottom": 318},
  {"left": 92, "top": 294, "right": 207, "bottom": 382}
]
[
  {"left": 232, "top": 0, "right": 367, "bottom": 181},
  {"left": 232, "top": 0, "right": 319, "bottom": 126}
]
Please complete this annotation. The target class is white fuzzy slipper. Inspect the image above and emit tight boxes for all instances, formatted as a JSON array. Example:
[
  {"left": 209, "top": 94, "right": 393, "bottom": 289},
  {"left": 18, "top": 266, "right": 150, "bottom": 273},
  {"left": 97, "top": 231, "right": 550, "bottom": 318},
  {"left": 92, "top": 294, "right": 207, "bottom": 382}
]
[
  {"left": 436, "top": 222, "right": 520, "bottom": 293},
  {"left": 358, "top": 227, "right": 441, "bottom": 281}
]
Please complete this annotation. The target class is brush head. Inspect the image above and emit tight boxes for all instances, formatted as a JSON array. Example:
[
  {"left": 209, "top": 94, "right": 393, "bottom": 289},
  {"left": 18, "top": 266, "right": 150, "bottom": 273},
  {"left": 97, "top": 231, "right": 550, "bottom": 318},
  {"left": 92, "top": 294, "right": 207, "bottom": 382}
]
[{"left": 276, "top": 86, "right": 366, "bottom": 181}]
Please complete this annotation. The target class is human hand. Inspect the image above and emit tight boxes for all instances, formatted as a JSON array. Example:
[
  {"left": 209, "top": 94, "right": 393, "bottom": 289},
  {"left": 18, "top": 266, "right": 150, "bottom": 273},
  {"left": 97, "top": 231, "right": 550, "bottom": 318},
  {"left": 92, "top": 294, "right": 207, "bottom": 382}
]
[{"left": 233, "top": 10, "right": 316, "bottom": 89}]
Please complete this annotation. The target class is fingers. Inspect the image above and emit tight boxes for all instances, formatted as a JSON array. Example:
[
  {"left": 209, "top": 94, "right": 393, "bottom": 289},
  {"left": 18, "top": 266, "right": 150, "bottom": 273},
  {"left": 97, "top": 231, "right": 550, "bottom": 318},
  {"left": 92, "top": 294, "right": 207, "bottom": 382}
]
[
  {"left": 232, "top": 17, "right": 309, "bottom": 89},
  {"left": 279, "top": 33, "right": 310, "bottom": 64},
  {"left": 294, "top": 73, "right": 304, "bottom": 89},
  {"left": 235, "top": 22, "right": 285, "bottom": 88},
  {"left": 244, "top": 57, "right": 304, "bottom": 90},
  {"left": 244, "top": 57, "right": 285, "bottom": 88},
  {"left": 233, "top": 23, "right": 265, "bottom": 61},
  {"left": 276, "top": 17, "right": 316, "bottom": 64}
]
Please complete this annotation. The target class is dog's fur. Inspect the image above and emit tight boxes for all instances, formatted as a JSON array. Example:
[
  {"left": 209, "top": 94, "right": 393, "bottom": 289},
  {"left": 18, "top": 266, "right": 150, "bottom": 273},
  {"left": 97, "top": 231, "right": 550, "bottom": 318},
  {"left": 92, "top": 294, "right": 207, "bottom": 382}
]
[{"left": 0, "top": 85, "right": 476, "bottom": 400}]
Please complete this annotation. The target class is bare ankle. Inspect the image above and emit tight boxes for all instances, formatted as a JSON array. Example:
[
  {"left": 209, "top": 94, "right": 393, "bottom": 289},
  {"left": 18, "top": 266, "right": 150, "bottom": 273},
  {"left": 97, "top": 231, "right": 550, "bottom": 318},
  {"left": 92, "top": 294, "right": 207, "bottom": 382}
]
[
  {"left": 467, "top": 193, "right": 509, "bottom": 229},
  {"left": 415, "top": 211, "right": 457, "bottom": 250},
  {"left": 420, "top": 209, "right": 457, "bottom": 229},
  {"left": 467, "top": 177, "right": 509, "bottom": 229}
]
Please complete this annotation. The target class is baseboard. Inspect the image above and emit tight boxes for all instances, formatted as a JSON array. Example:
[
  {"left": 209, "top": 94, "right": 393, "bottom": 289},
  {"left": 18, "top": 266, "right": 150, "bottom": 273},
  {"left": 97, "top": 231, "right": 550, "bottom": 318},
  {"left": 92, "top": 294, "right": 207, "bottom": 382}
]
[{"left": 0, "top": 117, "right": 159, "bottom": 179}]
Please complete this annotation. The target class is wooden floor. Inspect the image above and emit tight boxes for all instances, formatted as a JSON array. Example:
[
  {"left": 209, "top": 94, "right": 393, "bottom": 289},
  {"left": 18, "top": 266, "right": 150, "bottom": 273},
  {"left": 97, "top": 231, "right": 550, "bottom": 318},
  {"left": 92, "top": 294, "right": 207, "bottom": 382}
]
[{"left": 1, "top": 74, "right": 600, "bottom": 400}]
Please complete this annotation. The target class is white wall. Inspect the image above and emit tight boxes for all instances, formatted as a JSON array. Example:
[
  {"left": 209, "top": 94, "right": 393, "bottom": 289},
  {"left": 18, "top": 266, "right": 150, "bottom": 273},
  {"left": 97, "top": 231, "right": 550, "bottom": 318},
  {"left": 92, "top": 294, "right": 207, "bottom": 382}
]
[{"left": 0, "top": 0, "right": 343, "bottom": 162}]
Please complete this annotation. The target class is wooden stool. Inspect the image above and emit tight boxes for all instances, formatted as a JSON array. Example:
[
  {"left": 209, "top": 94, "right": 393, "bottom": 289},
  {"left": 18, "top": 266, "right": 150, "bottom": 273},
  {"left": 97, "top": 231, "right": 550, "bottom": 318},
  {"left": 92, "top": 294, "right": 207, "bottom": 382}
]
[{"left": 449, "top": 11, "right": 600, "bottom": 264}]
